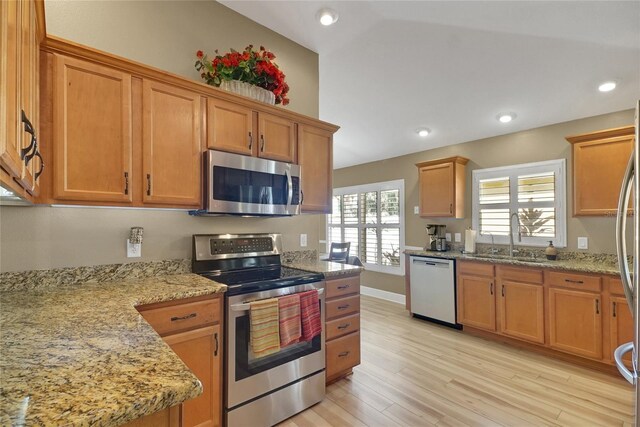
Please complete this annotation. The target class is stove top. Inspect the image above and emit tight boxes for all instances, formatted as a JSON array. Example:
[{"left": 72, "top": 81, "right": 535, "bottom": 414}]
[{"left": 200, "top": 266, "right": 323, "bottom": 296}]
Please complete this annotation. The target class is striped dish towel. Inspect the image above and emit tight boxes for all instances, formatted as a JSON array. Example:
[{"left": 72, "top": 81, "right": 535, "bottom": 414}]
[
  {"left": 278, "top": 294, "right": 302, "bottom": 347},
  {"left": 249, "top": 298, "right": 281, "bottom": 358},
  {"left": 299, "top": 289, "right": 322, "bottom": 341}
]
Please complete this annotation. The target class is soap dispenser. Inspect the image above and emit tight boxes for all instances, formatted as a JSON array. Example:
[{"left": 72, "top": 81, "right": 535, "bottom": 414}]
[{"left": 545, "top": 241, "right": 558, "bottom": 260}]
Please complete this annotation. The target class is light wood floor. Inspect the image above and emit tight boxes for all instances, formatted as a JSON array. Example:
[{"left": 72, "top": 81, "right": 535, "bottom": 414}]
[{"left": 280, "top": 295, "right": 635, "bottom": 427}]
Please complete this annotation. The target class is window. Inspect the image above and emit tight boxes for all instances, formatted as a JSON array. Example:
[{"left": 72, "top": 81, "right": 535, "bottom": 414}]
[
  {"left": 328, "top": 180, "right": 405, "bottom": 275},
  {"left": 472, "top": 159, "right": 566, "bottom": 247}
]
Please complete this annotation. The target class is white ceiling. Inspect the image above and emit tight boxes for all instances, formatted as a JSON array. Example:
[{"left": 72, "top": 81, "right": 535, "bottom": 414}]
[{"left": 220, "top": 1, "right": 640, "bottom": 169}]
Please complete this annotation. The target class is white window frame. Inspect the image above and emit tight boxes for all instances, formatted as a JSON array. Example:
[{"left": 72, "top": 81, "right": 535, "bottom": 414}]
[
  {"left": 472, "top": 159, "right": 567, "bottom": 248},
  {"left": 328, "top": 179, "right": 405, "bottom": 275}
]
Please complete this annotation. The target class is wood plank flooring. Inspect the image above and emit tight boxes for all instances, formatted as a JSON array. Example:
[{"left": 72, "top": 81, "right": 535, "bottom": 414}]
[{"left": 280, "top": 295, "right": 635, "bottom": 427}]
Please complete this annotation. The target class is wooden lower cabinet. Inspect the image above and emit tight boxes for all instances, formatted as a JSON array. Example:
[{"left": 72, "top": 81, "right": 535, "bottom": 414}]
[
  {"left": 498, "top": 279, "right": 545, "bottom": 345},
  {"left": 548, "top": 287, "right": 602, "bottom": 359},
  {"left": 610, "top": 294, "right": 633, "bottom": 366},
  {"left": 122, "top": 406, "right": 180, "bottom": 427},
  {"left": 138, "top": 295, "right": 222, "bottom": 427},
  {"left": 325, "top": 274, "right": 361, "bottom": 384},
  {"left": 457, "top": 274, "right": 496, "bottom": 331}
]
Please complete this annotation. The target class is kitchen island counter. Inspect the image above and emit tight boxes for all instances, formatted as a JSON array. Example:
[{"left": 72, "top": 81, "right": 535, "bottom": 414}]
[
  {"left": 284, "top": 260, "right": 364, "bottom": 278},
  {"left": 0, "top": 273, "right": 226, "bottom": 426}
]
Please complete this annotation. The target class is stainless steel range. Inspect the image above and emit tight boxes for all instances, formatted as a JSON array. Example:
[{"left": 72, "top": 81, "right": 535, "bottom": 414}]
[{"left": 192, "top": 234, "right": 325, "bottom": 427}]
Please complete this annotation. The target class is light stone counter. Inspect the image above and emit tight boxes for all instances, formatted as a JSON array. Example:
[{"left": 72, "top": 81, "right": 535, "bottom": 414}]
[
  {"left": 404, "top": 249, "right": 622, "bottom": 276},
  {"left": 0, "top": 273, "right": 226, "bottom": 426},
  {"left": 285, "top": 260, "right": 364, "bottom": 278}
]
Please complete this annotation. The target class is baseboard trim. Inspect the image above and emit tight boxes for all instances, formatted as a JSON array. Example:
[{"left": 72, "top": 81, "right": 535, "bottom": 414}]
[{"left": 360, "top": 286, "right": 406, "bottom": 305}]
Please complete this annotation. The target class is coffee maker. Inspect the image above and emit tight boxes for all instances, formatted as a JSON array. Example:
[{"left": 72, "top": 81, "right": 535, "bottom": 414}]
[{"left": 426, "top": 224, "right": 447, "bottom": 251}]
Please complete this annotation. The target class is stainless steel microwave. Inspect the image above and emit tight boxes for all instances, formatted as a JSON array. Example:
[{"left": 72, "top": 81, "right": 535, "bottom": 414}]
[{"left": 201, "top": 150, "right": 301, "bottom": 216}]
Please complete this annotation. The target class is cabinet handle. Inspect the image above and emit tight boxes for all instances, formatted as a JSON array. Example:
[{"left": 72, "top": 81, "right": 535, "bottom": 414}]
[
  {"left": 337, "top": 323, "right": 351, "bottom": 330},
  {"left": 564, "top": 279, "right": 584, "bottom": 284},
  {"left": 124, "top": 172, "right": 129, "bottom": 195},
  {"left": 501, "top": 285, "right": 505, "bottom": 297},
  {"left": 595, "top": 299, "right": 600, "bottom": 315},
  {"left": 301, "top": 190, "right": 304, "bottom": 203},
  {"left": 490, "top": 283, "right": 493, "bottom": 295},
  {"left": 170, "top": 313, "right": 197, "bottom": 322},
  {"left": 450, "top": 203, "right": 453, "bottom": 214},
  {"left": 613, "top": 301, "right": 617, "bottom": 318},
  {"left": 146, "top": 174, "right": 151, "bottom": 196},
  {"left": 338, "top": 304, "right": 350, "bottom": 310},
  {"left": 248, "top": 131, "right": 253, "bottom": 150},
  {"left": 338, "top": 351, "right": 350, "bottom": 358},
  {"left": 337, "top": 284, "right": 351, "bottom": 290},
  {"left": 20, "top": 110, "right": 37, "bottom": 160},
  {"left": 214, "top": 332, "right": 219, "bottom": 357},
  {"left": 260, "top": 134, "right": 265, "bottom": 152},
  {"left": 34, "top": 151, "right": 44, "bottom": 181}
]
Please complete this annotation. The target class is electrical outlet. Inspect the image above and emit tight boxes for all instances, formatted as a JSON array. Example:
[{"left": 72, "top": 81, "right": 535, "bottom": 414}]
[
  {"left": 127, "top": 240, "right": 142, "bottom": 258},
  {"left": 300, "top": 234, "right": 308, "bottom": 247},
  {"left": 445, "top": 233, "right": 452, "bottom": 242},
  {"left": 577, "top": 237, "right": 588, "bottom": 250},
  {"left": 414, "top": 206, "right": 419, "bottom": 215},
  {"left": 455, "top": 233, "right": 462, "bottom": 243}
]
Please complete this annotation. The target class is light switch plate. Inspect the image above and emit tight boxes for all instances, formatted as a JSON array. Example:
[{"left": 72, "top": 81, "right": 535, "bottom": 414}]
[
  {"left": 300, "top": 234, "right": 308, "bottom": 247},
  {"left": 127, "top": 240, "right": 142, "bottom": 258},
  {"left": 577, "top": 237, "right": 588, "bottom": 250},
  {"left": 414, "top": 206, "right": 419, "bottom": 215},
  {"left": 445, "top": 233, "right": 452, "bottom": 242},
  {"left": 455, "top": 233, "right": 462, "bottom": 243}
]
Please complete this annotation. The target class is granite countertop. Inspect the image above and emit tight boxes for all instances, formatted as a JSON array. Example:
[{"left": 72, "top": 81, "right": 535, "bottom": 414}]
[
  {"left": 404, "top": 249, "right": 622, "bottom": 276},
  {"left": 284, "top": 260, "right": 364, "bottom": 278},
  {"left": 0, "top": 273, "right": 226, "bottom": 426}
]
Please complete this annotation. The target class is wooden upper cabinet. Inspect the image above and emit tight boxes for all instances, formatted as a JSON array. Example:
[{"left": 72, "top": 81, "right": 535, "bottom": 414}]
[
  {"left": 53, "top": 55, "right": 133, "bottom": 203},
  {"left": 416, "top": 156, "right": 468, "bottom": 218},
  {"left": 457, "top": 273, "right": 496, "bottom": 331},
  {"left": 566, "top": 126, "right": 634, "bottom": 216},
  {"left": 207, "top": 97, "right": 255, "bottom": 156},
  {"left": 0, "top": 0, "right": 23, "bottom": 179},
  {"left": 498, "top": 280, "right": 545, "bottom": 344},
  {"left": 142, "top": 80, "right": 201, "bottom": 207},
  {"left": 548, "top": 287, "right": 602, "bottom": 359},
  {"left": 298, "top": 124, "right": 333, "bottom": 213},
  {"left": 258, "top": 112, "right": 295, "bottom": 163}
]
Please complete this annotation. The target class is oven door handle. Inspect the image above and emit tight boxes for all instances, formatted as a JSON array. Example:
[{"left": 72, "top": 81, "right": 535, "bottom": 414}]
[{"left": 230, "top": 288, "right": 324, "bottom": 312}]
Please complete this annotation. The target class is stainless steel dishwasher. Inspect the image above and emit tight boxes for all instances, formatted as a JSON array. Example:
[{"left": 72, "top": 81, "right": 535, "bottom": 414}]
[{"left": 409, "top": 255, "right": 458, "bottom": 327}]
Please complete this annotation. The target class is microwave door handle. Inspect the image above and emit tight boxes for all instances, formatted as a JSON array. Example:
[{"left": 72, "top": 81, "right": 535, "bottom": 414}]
[
  {"left": 285, "top": 169, "right": 293, "bottom": 207},
  {"left": 616, "top": 150, "right": 634, "bottom": 312}
]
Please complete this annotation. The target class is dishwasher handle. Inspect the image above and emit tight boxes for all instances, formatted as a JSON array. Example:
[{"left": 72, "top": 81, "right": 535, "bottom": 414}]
[{"left": 411, "top": 258, "right": 451, "bottom": 267}]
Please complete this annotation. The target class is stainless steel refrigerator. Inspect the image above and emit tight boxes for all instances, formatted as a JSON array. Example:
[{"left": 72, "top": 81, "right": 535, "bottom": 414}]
[{"left": 615, "top": 100, "right": 640, "bottom": 422}]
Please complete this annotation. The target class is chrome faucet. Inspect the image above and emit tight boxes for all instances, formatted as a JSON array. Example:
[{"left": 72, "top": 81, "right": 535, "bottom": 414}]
[
  {"left": 509, "top": 212, "right": 522, "bottom": 257},
  {"left": 487, "top": 232, "right": 498, "bottom": 255}
]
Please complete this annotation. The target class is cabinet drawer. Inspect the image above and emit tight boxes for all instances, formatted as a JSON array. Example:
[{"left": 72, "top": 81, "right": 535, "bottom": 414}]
[
  {"left": 608, "top": 276, "right": 625, "bottom": 296},
  {"left": 326, "top": 332, "right": 360, "bottom": 379},
  {"left": 458, "top": 261, "right": 494, "bottom": 277},
  {"left": 497, "top": 265, "right": 543, "bottom": 284},
  {"left": 139, "top": 298, "right": 220, "bottom": 336},
  {"left": 326, "top": 275, "right": 360, "bottom": 299},
  {"left": 326, "top": 295, "right": 360, "bottom": 320},
  {"left": 326, "top": 313, "right": 360, "bottom": 340},
  {"left": 546, "top": 271, "right": 601, "bottom": 292}
]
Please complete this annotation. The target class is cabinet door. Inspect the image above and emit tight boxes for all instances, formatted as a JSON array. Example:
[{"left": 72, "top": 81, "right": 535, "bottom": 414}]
[
  {"left": 207, "top": 98, "right": 255, "bottom": 156},
  {"left": 498, "top": 280, "right": 544, "bottom": 344},
  {"left": 142, "top": 80, "right": 201, "bottom": 207},
  {"left": 419, "top": 162, "right": 454, "bottom": 217},
  {"left": 164, "top": 325, "right": 221, "bottom": 427},
  {"left": 258, "top": 112, "right": 295, "bottom": 162},
  {"left": 53, "top": 55, "right": 133, "bottom": 202},
  {"left": 458, "top": 274, "right": 496, "bottom": 331},
  {"left": 548, "top": 288, "right": 602, "bottom": 359},
  {"left": 0, "top": 0, "right": 23, "bottom": 178},
  {"left": 298, "top": 124, "right": 332, "bottom": 213},
  {"left": 610, "top": 295, "right": 633, "bottom": 366}
]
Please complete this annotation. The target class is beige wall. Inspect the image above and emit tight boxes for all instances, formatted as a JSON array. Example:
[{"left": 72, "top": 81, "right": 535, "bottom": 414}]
[
  {"left": 0, "top": 0, "right": 324, "bottom": 273},
  {"left": 44, "top": 0, "right": 319, "bottom": 118},
  {"left": 334, "top": 109, "right": 635, "bottom": 295}
]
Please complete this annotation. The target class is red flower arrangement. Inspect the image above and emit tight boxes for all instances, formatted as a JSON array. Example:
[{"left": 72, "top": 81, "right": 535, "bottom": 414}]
[{"left": 195, "top": 45, "right": 290, "bottom": 105}]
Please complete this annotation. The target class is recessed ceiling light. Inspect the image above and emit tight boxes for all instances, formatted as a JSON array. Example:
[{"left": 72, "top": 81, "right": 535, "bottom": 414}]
[
  {"left": 497, "top": 112, "right": 516, "bottom": 123},
  {"left": 317, "top": 8, "right": 339, "bottom": 26},
  {"left": 416, "top": 128, "right": 431, "bottom": 137},
  {"left": 598, "top": 81, "right": 617, "bottom": 92}
]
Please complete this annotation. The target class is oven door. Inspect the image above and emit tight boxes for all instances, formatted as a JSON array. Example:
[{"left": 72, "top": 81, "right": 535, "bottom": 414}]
[
  {"left": 207, "top": 150, "right": 301, "bottom": 216},
  {"left": 226, "top": 281, "right": 325, "bottom": 409}
]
